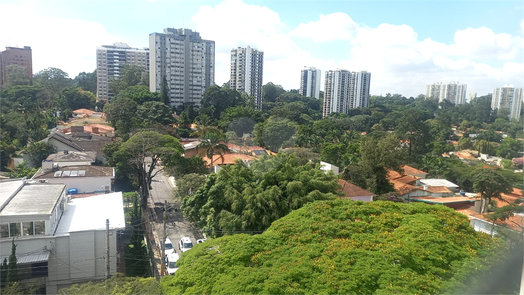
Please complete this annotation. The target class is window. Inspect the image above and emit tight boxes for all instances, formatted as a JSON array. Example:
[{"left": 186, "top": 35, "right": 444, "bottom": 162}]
[
  {"left": 0, "top": 224, "right": 8, "bottom": 238},
  {"left": 23, "top": 222, "right": 34, "bottom": 236},
  {"left": 34, "top": 221, "right": 45, "bottom": 235},
  {"left": 9, "top": 223, "right": 20, "bottom": 237}
]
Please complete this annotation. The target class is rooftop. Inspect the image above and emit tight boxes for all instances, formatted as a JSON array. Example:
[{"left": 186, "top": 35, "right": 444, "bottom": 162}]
[
  {"left": 45, "top": 151, "right": 97, "bottom": 162},
  {"left": 55, "top": 192, "right": 125, "bottom": 235},
  {"left": 411, "top": 196, "right": 475, "bottom": 204},
  {"left": 0, "top": 181, "right": 65, "bottom": 216},
  {"left": 204, "top": 153, "right": 256, "bottom": 166},
  {"left": 338, "top": 179, "right": 374, "bottom": 198},
  {"left": 418, "top": 179, "right": 459, "bottom": 188},
  {"left": 32, "top": 165, "right": 114, "bottom": 179}
]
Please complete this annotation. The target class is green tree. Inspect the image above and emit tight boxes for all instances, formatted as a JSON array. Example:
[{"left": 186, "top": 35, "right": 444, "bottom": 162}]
[
  {"left": 163, "top": 200, "right": 507, "bottom": 294},
  {"left": 114, "top": 85, "right": 160, "bottom": 105},
  {"left": 395, "top": 109, "right": 432, "bottom": 163},
  {"left": 253, "top": 117, "right": 297, "bottom": 152},
  {"left": 33, "top": 67, "right": 74, "bottom": 104},
  {"left": 218, "top": 106, "right": 263, "bottom": 137},
  {"left": 262, "top": 82, "right": 286, "bottom": 105},
  {"left": 174, "top": 173, "right": 207, "bottom": 200},
  {"left": 24, "top": 142, "right": 57, "bottom": 167},
  {"left": 136, "top": 101, "right": 175, "bottom": 127},
  {"left": 472, "top": 168, "right": 512, "bottom": 213},
  {"left": 103, "top": 97, "right": 138, "bottom": 135},
  {"left": 457, "top": 137, "right": 473, "bottom": 150},
  {"left": 6, "top": 239, "right": 18, "bottom": 285},
  {"left": 60, "top": 87, "right": 96, "bottom": 110},
  {"left": 6, "top": 162, "right": 38, "bottom": 178},
  {"left": 111, "top": 131, "right": 183, "bottom": 208},
  {"left": 200, "top": 85, "right": 246, "bottom": 122},
  {"left": 496, "top": 137, "right": 522, "bottom": 159},
  {"left": 182, "top": 154, "right": 339, "bottom": 236},
  {"left": 73, "top": 70, "right": 97, "bottom": 93},
  {"left": 108, "top": 65, "right": 148, "bottom": 97},
  {"left": 196, "top": 128, "right": 229, "bottom": 169}
]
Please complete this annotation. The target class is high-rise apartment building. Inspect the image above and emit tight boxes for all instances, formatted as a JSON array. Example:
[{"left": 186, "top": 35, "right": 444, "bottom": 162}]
[
  {"left": 96, "top": 43, "right": 149, "bottom": 101},
  {"left": 150, "top": 28, "right": 215, "bottom": 107},
  {"left": 322, "top": 70, "right": 371, "bottom": 118},
  {"left": 0, "top": 46, "right": 32, "bottom": 89},
  {"left": 230, "top": 46, "right": 264, "bottom": 108},
  {"left": 299, "top": 67, "right": 321, "bottom": 99},
  {"left": 425, "top": 82, "right": 467, "bottom": 105},
  {"left": 492, "top": 85, "right": 522, "bottom": 121}
]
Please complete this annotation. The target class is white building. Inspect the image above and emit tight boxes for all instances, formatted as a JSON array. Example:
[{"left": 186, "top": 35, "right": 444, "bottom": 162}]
[
  {"left": 150, "top": 28, "right": 215, "bottom": 108},
  {"left": 492, "top": 85, "right": 523, "bottom": 121},
  {"left": 230, "top": 46, "right": 264, "bottom": 109},
  {"left": 0, "top": 179, "right": 125, "bottom": 294},
  {"left": 31, "top": 164, "right": 114, "bottom": 194},
  {"left": 425, "top": 82, "right": 467, "bottom": 105},
  {"left": 322, "top": 70, "right": 371, "bottom": 117},
  {"left": 96, "top": 43, "right": 149, "bottom": 101},
  {"left": 299, "top": 67, "right": 321, "bottom": 99}
]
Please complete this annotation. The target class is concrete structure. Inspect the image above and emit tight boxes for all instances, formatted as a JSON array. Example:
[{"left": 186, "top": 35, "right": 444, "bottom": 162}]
[
  {"left": 0, "top": 46, "right": 32, "bottom": 89},
  {"left": 491, "top": 85, "right": 523, "bottom": 121},
  {"left": 299, "top": 67, "right": 321, "bottom": 99},
  {"left": 322, "top": 70, "right": 371, "bottom": 117},
  {"left": 425, "top": 82, "right": 467, "bottom": 105},
  {"left": 0, "top": 179, "right": 125, "bottom": 294},
  {"left": 150, "top": 28, "right": 215, "bottom": 108},
  {"left": 96, "top": 43, "right": 149, "bottom": 101},
  {"left": 230, "top": 46, "right": 264, "bottom": 108},
  {"left": 32, "top": 164, "right": 114, "bottom": 193},
  {"left": 320, "top": 161, "right": 339, "bottom": 175},
  {"left": 42, "top": 151, "right": 97, "bottom": 168}
]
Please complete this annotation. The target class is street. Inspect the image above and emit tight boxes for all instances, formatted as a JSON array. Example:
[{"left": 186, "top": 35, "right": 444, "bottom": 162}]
[{"left": 147, "top": 166, "right": 203, "bottom": 275}]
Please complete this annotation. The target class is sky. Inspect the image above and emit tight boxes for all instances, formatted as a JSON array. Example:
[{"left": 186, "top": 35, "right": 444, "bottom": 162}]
[{"left": 0, "top": 0, "right": 523, "bottom": 97}]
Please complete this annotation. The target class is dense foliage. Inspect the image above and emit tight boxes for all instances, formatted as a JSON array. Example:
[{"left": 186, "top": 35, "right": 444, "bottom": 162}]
[
  {"left": 181, "top": 154, "right": 340, "bottom": 236},
  {"left": 163, "top": 200, "right": 507, "bottom": 294}
]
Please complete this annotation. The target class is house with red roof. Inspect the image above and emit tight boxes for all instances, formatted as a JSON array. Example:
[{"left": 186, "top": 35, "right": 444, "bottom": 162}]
[{"left": 337, "top": 179, "right": 374, "bottom": 202}]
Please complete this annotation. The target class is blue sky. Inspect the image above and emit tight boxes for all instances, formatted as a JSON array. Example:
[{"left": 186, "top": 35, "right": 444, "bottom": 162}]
[{"left": 1, "top": 0, "right": 522, "bottom": 97}]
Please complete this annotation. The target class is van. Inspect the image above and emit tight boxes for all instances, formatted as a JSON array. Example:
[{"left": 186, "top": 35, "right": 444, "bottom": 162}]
[{"left": 166, "top": 252, "right": 180, "bottom": 275}]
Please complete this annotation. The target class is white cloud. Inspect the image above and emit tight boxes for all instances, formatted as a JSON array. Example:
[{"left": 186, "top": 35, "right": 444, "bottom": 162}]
[
  {"left": 448, "top": 27, "right": 523, "bottom": 60},
  {"left": 290, "top": 13, "right": 357, "bottom": 42},
  {"left": 0, "top": 2, "right": 118, "bottom": 78}
]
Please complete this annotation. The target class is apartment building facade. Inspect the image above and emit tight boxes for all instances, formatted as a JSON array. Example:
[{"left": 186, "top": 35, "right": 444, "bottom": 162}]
[
  {"left": 425, "top": 82, "right": 467, "bottom": 105},
  {"left": 492, "top": 85, "right": 523, "bottom": 121},
  {"left": 0, "top": 46, "right": 32, "bottom": 89},
  {"left": 230, "top": 46, "right": 264, "bottom": 109},
  {"left": 299, "top": 66, "right": 321, "bottom": 99},
  {"left": 150, "top": 28, "right": 215, "bottom": 108},
  {"left": 96, "top": 43, "right": 149, "bottom": 101},
  {"left": 322, "top": 70, "right": 371, "bottom": 117}
]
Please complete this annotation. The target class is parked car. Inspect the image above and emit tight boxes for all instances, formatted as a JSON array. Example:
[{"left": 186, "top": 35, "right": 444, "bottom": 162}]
[
  {"left": 196, "top": 238, "right": 207, "bottom": 244},
  {"left": 166, "top": 252, "right": 180, "bottom": 275},
  {"left": 164, "top": 238, "right": 175, "bottom": 256},
  {"left": 179, "top": 237, "right": 193, "bottom": 252}
]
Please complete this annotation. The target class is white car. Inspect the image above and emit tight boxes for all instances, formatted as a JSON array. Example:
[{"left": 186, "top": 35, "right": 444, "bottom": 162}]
[
  {"left": 179, "top": 237, "right": 193, "bottom": 252},
  {"left": 166, "top": 252, "right": 180, "bottom": 275},
  {"left": 164, "top": 238, "right": 175, "bottom": 256},
  {"left": 196, "top": 238, "right": 207, "bottom": 244}
]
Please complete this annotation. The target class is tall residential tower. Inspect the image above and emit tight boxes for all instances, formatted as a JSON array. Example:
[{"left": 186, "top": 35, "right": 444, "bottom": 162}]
[
  {"left": 230, "top": 46, "right": 264, "bottom": 108},
  {"left": 492, "top": 85, "right": 522, "bottom": 121},
  {"left": 96, "top": 43, "right": 149, "bottom": 101},
  {"left": 0, "top": 46, "right": 32, "bottom": 89},
  {"left": 150, "top": 28, "right": 215, "bottom": 107},
  {"left": 425, "top": 82, "right": 467, "bottom": 105},
  {"left": 299, "top": 67, "right": 321, "bottom": 99},
  {"left": 322, "top": 70, "right": 371, "bottom": 118}
]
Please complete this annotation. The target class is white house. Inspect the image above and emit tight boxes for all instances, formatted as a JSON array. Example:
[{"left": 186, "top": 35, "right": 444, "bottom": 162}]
[
  {"left": 0, "top": 179, "right": 125, "bottom": 294},
  {"left": 31, "top": 165, "right": 114, "bottom": 194}
]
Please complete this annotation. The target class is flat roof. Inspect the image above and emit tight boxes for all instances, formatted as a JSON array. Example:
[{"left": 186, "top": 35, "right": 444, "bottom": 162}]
[
  {"left": 33, "top": 165, "right": 114, "bottom": 179},
  {"left": 0, "top": 183, "right": 65, "bottom": 216},
  {"left": 55, "top": 192, "right": 125, "bottom": 235},
  {"left": 418, "top": 179, "right": 459, "bottom": 188},
  {"left": 0, "top": 179, "right": 24, "bottom": 210},
  {"left": 411, "top": 196, "right": 475, "bottom": 204}
]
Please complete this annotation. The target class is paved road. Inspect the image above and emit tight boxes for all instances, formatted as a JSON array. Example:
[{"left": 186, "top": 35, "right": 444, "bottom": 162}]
[{"left": 148, "top": 166, "right": 203, "bottom": 275}]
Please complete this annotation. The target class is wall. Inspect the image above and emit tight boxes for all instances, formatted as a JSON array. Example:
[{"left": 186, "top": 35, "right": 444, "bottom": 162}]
[{"left": 40, "top": 176, "right": 111, "bottom": 193}]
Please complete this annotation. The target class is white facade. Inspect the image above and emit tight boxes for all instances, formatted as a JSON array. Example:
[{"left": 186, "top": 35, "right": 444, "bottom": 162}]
[
  {"left": 322, "top": 70, "right": 371, "bottom": 117},
  {"left": 425, "top": 82, "right": 467, "bottom": 105},
  {"left": 0, "top": 180, "right": 125, "bottom": 294},
  {"left": 492, "top": 85, "right": 523, "bottom": 121},
  {"left": 230, "top": 46, "right": 264, "bottom": 108},
  {"left": 299, "top": 67, "right": 321, "bottom": 99},
  {"left": 32, "top": 165, "right": 114, "bottom": 194},
  {"left": 96, "top": 43, "right": 149, "bottom": 101},
  {"left": 150, "top": 28, "right": 215, "bottom": 108}
]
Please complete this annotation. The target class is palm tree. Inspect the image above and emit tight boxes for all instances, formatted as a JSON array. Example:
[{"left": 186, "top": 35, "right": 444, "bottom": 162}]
[{"left": 197, "top": 128, "right": 229, "bottom": 170}]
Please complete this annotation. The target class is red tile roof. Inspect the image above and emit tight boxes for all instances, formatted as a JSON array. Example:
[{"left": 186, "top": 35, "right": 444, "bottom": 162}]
[
  {"left": 424, "top": 186, "right": 453, "bottom": 194},
  {"left": 394, "top": 175, "right": 420, "bottom": 185},
  {"left": 411, "top": 196, "right": 475, "bottom": 204},
  {"left": 73, "top": 108, "right": 95, "bottom": 115},
  {"left": 387, "top": 165, "right": 427, "bottom": 181},
  {"left": 204, "top": 153, "right": 256, "bottom": 166},
  {"left": 390, "top": 180, "right": 422, "bottom": 195},
  {"left": 337, "top": 179, "right": 374, "bottom": 198}
]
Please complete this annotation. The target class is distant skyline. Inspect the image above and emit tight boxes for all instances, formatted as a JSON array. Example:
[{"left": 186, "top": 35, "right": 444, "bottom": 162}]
[{"left": 1, "top": 0, "right": 522, "bottom": 97}]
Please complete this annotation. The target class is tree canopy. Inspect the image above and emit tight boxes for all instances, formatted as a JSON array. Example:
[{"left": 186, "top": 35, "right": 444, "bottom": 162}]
[{"left": 163, "top": 199, "right": 507, "bottom": 294}]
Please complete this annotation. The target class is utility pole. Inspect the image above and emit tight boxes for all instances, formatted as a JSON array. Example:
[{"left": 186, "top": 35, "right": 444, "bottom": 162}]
[
  {"left": 105, "top": 219, "right": 110, "bottom": 279},
  {"left": 161, "top": 200, "right": 167, "bottom": 276}
]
